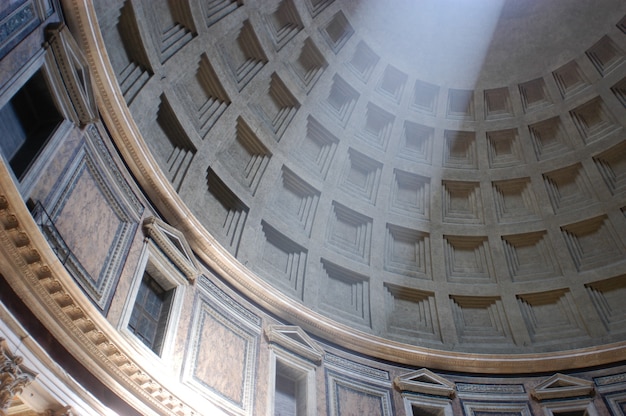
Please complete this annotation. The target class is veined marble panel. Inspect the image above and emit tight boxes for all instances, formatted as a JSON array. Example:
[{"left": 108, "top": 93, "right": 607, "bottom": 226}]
[
  {"left": 325, "top": 369, "right": 393, "bottom": 416},
  {"left": 184, "top": 279, "right": 261, "bottom": 415},
  {"left": 40, "top": 126, "right": 142, "bottom": 311}
]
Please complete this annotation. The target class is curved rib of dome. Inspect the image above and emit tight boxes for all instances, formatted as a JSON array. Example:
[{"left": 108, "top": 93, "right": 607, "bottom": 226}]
[{"left": 0, "top": 0, "right": 625, "bottom": 414}]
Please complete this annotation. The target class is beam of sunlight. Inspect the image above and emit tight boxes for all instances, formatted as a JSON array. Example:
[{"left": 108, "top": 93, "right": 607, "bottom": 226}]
[{"left": 345, "top": 0, "right": 506, "bottom": 88}]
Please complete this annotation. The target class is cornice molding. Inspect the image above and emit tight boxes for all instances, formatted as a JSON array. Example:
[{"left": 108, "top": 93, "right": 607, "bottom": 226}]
[
  {"left": 264, "top": 325, "right": 324, "bottom": 364},
  {"left": 0, "top": 174, "right": 197, "bottom": 416},
  {"left": 142, "top": 216, "right": 199, "bottom": 282},
  {"left": 530, "top": 373, "right": 595, "bottom": 401},
  {"left": 57, "top": 0, "right": 626, "bottom": 375},
  {"left": 394, "top": 369, "right": 455, "bottom": 398}
]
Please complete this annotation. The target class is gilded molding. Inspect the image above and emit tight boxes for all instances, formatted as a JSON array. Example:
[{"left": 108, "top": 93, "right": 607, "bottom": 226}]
[{"left": 60, "top": 0, "right": 626, "bottom": 374}]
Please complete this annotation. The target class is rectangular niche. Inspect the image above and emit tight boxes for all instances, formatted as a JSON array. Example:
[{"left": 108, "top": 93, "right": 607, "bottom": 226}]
[
  {"left": 320, "top": 259, "right": 371, "bottom": 328},
  {"left": 443, "top": 130, "right": 477, "bottom": 169},
  {"left": 528, "top": 116, "right": 572, "bottom": 161},
  {"left": 106, "top": 0, "right": 152, "bottom": 105},
  {"left": 543, "top": 163, "right": 596, "bottom": 213},
  {"left": 449, "top": 295, "right": 513, "bottom": 344},
  {"left": 560, "top": 215, "right": 624, "bottom": 272},
  {"left": 611, "top": 76, "right": 626, "bottom": 107},
  {"left": 519, "top": 77, "right": 552, "bottom": 113},
  {"left": 357, "top": 103, "right": 395, "bottom": 151},
  {"left": 516, "top": 289, "right": 588, "bottom": 344},
  {"left": 502, "top": 231, "right": 560, "bottom": 281},
  {"left": 304, "top": 0, "right": 334, "bottom": 17},
  {"left": 273, "top": 166, "right": 320, "bottom": 235},
  {"left": 202, "top": 0, "right": 242, "bottom": 28},
  {"left": 326, "top": 201, "right": 372, "bottom": 264},
  {"left": 324, "top": 74, "right": 359, "bottom": 126},
  {"left": 541, "top": 400, "right": 598, "bottom": 416},
  {"left": 154, "top": 94, "right": 197, "bottom": 192},
  {"left": 412, "top": 80, "right": 439, "bottom": 115},
  {"left": 442, "top": 181, "right": 484, "bottom": 224},
  {"left": 390, "top": 169, "right": 430, "bottom": 219},
  {"left": 383, "top": 222, "right": 430, "bottom": 281},
  {"left": 0, "top": 68, "right": 64, "bottom": 182},
  {"left": 377, "top": 65, "right": 408, "bottom": 104},
  {"left": 604, "top": 391, "right": 626, "bottom": 416},
  {"left": 221, "top": 116, "right": 271, "bottom": 195},
  {"left": 205, "top": 168, "right": 249, "bottom": 256},
  {"left": 270, "top": 352, "right": 317, "bottom": 416},
  {"left": 177, "top": 53, "right": 230, "bottom": 139},
  {"left": 553, "top": 60, "right": 590, "bottom": 98},
  {"left": 260, "top": 221, "right": 308, "bottom": 300},
  {"left": 619, "top": 14, "right": 626, "bottom": 33},
  {"left": 443, "top": 235, "right": 494, "bottom": 283},
  {"left": 222, "top": 19, "right": 268, "bottom": 90},
  {"left": 384, "top": 224, "right": 431, "bottom": 279},
  {"left": 585, "top": 35, "right": 625, "bottom": 76},
  {"left": 570, "top": 96, "right": 620, "bottom": 144},
  {"left": 291, "top": 37, "right": 327, "bottom": 91},
  {"left": 486, "top": 128, "right": 524, "bottom": 168},
  {"left": 593, "top": 140, "right": 626, "bottom": 195},
  {"left": 347, "top": 41, "right": 379, "bottom": 82},
  {"left": 404, "top": 396, "right": 453, "bottom": 416},
  {"left": 492, "top": 177, "right": 540, "bottom": 223},
  {"left": 293, "top": 115, "right": 338, "bottom": 179},
  {"left": 462, "top": 401, "right": 531, "bottom": 416},
  {"left": 321, "top": 11, "right": 354, "bottom": 53},
  {"left": 264, "top": 0, "right": 304, "bottom": 50},
  {"left": 484, "top": 87, "right": 513, "bottom": 120},
  {"left": 145, "top": 0, "right": 197, "bottom": 63},
  {"left": 340, "top": 148, "right": 382, "bottom": 204},
  {"left": 585, "top": 275, "right": 626, "bottom": 333},
  {"left": 384, "top": 284, "right": 441, "bottom": 342},
  {"left": 398, "top": 121, "right": 433, "bottom": 164},
  {"left": 253, "top": 73, "right": 300, "bottom": 141},
  {"left": 446, "top": 88, "right": 474, "bottom": 120}
]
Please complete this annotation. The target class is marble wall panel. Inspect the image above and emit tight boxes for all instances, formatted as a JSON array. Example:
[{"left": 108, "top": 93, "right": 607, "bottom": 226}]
[
  {"left": 40, "top": 125, "right": 142, "bottom": 311},
  {"left": 184, "top": 277, "right": 261, "bottom": 415},
  {"left": 325, "top": 369, "right": 393, "bottom": 416}
]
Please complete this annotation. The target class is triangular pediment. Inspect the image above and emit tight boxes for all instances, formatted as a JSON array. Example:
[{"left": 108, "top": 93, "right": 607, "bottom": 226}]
[
  {"left": 394, "top": 368, "right": 455, "bottom": 398},
  {"left": 45, "top": 23, "right": 98, "bottom": 126},
  {"left": 143, "top": 217, "right": 199, "bottom": 281},
  {"left": 531, "top": 373, "right": 594, "bottom": 401},
  {"left": 265, "top": 325, "right": 324, "bottom": 364}
]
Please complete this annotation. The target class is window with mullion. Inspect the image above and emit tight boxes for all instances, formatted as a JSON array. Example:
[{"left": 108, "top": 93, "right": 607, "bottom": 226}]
[{"left": 128, "top": 273, "right": 172, "bottom": 352}]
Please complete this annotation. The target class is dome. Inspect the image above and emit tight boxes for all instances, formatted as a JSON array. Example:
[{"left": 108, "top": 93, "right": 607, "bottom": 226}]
[
  {"left": 92, "top": 0, "right": 626, "bottom": 354},
  {"left": 1, "top": 0, "right": 626, "bottom": 414}
]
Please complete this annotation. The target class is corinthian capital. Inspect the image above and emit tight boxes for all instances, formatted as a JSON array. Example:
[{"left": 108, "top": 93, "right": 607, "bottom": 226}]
[{"left": 0, "top": 338, "right": 37, "bottom": 414}]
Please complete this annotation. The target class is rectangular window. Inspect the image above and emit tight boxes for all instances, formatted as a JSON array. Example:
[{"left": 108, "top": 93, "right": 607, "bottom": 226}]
[
  {"left": 0, "top": 69, "right": 63, "bottom": 180},
  {"left": 274, "top": 360, "right": 308, "bottom": 416},
  {"left": 128, "top": 272, "right": 173, "bottom": 354},
  {"left": 401, "top": 394, "right": 453, "bottom": 416}
]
